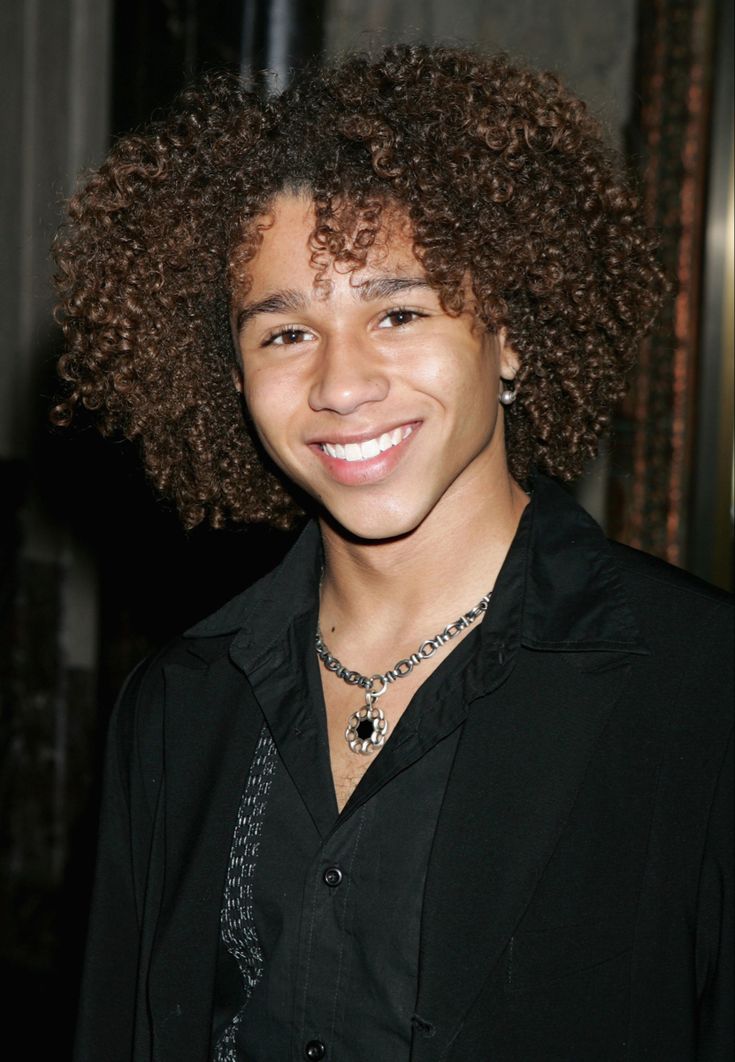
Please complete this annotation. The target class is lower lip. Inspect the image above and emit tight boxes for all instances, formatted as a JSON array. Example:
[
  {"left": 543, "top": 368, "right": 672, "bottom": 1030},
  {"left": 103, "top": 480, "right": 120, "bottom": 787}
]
[{"left": 310, "top": 424, "right": 421, "bottom": 486}]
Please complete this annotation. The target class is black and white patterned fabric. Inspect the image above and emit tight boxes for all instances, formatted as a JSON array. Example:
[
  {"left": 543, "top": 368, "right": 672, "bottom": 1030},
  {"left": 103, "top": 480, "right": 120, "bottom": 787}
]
[{"left": 213, "top": 723, "right": 278, "bottom": 1062}]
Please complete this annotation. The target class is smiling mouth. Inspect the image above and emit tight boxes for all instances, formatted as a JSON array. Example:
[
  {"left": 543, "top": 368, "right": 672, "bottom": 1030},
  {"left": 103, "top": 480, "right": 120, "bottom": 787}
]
[{"left": 318, "top": 425, "right": 415, "bottom": 462}]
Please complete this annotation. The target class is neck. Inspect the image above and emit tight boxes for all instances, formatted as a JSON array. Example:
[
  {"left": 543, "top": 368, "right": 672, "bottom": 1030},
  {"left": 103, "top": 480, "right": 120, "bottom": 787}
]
[{"left": 318, "top": 469, "right": 528, "bottom": 647}]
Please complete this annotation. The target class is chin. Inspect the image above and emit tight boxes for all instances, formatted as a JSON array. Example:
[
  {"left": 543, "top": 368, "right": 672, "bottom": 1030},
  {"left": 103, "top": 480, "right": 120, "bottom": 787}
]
[{"left": 320, "top": 494, "right": 433, "bottom": 544}]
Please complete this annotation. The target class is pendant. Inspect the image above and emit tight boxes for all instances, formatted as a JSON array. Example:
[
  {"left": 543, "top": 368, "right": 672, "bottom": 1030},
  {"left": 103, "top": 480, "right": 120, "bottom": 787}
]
[{"left": 345, "top": 694, "right": 389, "bottom": 755}]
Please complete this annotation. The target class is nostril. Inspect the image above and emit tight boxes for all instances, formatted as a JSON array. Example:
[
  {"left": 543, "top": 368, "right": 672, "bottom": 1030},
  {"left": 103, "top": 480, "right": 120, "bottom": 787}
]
[{"left": 308, "top": 374, "right": 389, "bottom": 415}]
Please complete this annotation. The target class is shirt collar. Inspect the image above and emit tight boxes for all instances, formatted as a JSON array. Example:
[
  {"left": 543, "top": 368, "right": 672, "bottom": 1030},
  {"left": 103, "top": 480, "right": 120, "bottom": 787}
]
[
  {"left": 500, "top": 474, "right": 648, "bottom": 654},
  {"left": 184, "top": 518, "right": 322, "bottom": 668},
  {"left": 183, "top": 474, "right": 648, "bottom": 664}
]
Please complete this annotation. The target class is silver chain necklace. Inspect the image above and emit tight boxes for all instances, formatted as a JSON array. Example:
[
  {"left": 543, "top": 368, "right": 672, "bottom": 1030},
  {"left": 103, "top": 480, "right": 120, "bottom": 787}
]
[{"left": 316, "top": 588, "right": 493, "bottom": 755}]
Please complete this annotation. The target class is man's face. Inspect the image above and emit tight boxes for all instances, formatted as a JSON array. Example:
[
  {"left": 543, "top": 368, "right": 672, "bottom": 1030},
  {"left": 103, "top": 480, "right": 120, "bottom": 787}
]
[{"left": 233, "top": 193, "right": 517, "bottom": 541}]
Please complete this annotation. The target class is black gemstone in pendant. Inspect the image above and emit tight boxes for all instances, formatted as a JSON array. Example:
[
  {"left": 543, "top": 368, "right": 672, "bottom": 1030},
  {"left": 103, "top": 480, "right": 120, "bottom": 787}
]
[{"left": 356, "top": 718, "right": 374, "bottom": 740}]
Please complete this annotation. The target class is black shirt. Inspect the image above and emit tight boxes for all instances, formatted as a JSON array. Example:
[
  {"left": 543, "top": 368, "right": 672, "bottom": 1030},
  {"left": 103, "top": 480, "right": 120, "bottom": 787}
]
[
  {"left": 72, "top": 474, "right": 733, "bottom": 1061},
  {"left": 211, "top": 511, "right": 525, "bottom": 1061}
]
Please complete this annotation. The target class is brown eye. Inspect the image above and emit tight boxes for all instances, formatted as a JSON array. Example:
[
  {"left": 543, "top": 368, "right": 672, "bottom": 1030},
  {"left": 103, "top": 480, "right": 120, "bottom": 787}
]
[
  {"left": 266, "top": 326, "right": 315, "bottom": 347},
  {"left": 378, "top": 308, "right": 425, "bottom": 329}
]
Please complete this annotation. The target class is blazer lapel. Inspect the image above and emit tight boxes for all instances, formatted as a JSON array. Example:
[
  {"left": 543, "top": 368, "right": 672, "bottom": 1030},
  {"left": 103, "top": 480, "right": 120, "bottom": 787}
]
[
  {"left": 146, "top": 653, "right": 262, "bottom": 1061},
  {"left": 412, "top": 646, "right": 635, "bottom": 1061}
]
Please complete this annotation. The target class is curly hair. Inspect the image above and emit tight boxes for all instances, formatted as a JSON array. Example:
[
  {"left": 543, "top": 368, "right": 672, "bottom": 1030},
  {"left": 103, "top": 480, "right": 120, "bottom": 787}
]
[{"left": 52, "top": 44, "right": 666, "bottom": 529}]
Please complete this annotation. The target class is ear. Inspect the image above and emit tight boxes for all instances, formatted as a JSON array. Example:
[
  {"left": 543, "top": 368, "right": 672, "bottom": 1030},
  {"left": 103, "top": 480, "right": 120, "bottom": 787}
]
[
  {"left": 497, "top": 327, "right": 520, "bottom": 380},
  {"left": 231, "top": 364, "right": 244, "bottom": 394}
]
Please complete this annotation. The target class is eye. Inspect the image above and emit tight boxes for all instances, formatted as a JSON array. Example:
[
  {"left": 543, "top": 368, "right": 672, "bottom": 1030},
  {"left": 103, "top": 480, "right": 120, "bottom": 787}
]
[
  {"left": 263, "top": 326, "right": 316, "bottom": 347},
  {"left": 377, "top": 307, "right": 427, "bottom": 329}
]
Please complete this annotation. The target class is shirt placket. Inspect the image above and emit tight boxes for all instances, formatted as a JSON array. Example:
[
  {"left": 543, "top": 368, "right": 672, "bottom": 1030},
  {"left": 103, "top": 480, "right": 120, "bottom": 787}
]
[{"left": 292, "top": 803, "right": 373, "bottom": 1062}]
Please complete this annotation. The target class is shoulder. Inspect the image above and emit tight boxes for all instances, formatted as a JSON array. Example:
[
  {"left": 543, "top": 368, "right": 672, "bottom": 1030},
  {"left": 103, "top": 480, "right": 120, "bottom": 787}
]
[
  {"left": 609, "top": 540, "right": 732, "bottom": 663},
  {"left": 108, "top": 637, "right": 193, "bottom": 776},
  {"left": 607, "top": 540, "right": 732, "bottom": 735},
  {"left": 112, "top": 549, "right": 287, "bottom": 727},
  {"left": 121, "top": 536, "right": 294, "bottom": 691},
  {"left": 609, "top": 539, "right": 732, "bottom": 608},
  {"left": 609, "top": 540, "right": 732, "bottom": 644}
]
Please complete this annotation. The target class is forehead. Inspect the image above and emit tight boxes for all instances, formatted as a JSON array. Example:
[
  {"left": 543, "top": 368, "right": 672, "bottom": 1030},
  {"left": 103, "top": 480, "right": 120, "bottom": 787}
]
[{"left": 243, "top": 192, "right": 421, "bottom": 297}]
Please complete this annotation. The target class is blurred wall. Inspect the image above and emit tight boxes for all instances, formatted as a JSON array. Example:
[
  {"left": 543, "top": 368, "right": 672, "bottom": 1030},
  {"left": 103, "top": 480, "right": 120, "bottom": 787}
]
[
  {"left": 326, "top": 0, "right": 637, "bottom": 144},
  {"left": 0, "top": 0, "right": 112, "bottom": 1047},
  {"left": 609, "top": 0, "right": 732, "bottom": 584}
]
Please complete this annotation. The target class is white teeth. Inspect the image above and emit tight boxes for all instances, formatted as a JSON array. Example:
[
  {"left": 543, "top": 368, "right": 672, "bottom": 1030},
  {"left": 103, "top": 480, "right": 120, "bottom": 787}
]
[
  {"left": 320, "top": 425, "right": 414, "bottom": 462},
  {"left": 378, "top": 432, "right": 392, "bottom": 451}
]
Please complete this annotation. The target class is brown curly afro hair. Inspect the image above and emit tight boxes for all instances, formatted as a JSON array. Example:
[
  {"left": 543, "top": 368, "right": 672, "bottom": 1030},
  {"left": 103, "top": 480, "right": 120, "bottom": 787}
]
[{"left": 52, "top": 44, "right": 666, "bottom": 529}]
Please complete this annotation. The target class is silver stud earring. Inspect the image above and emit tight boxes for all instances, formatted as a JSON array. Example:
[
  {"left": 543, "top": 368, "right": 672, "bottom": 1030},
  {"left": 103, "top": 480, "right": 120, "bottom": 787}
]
[{"left": 499, "top": 382, "right": 517, "bottom": 406}]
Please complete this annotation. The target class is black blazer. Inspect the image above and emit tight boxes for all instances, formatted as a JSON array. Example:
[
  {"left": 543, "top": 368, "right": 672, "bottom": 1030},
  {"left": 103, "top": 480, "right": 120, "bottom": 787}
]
[{"left": 74, "top": 479, "right": 733, "bottom": 1061}]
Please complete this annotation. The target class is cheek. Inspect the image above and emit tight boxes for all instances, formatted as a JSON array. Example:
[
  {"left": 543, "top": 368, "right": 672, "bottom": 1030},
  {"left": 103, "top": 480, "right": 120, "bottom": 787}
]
[
  {"left": 413, "top": 345, "right": 496, "bottom": 417},
  {"left": 243, "top": 366, "right": 297, "bottom": 433},
  {"left": 440, "top": 352, "right": 500, "bottom": 456},
  {"left": 241, "top": 365, "right": 316, "bottom": 481}
]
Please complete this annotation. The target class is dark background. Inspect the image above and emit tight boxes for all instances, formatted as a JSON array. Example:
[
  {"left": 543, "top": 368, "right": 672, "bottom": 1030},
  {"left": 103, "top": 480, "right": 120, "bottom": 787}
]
[{"left": 1, "top": 0, "right": 732, "bottom": 1056}]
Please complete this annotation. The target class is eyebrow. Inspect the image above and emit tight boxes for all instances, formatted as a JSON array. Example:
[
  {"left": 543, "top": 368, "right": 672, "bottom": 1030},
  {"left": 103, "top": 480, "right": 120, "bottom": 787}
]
[
  {"left": 235, "top": 289, "right": 308, "bottom": 331},
  {"left": 235, "top": 276, "right": 432, "bottom": 332}
]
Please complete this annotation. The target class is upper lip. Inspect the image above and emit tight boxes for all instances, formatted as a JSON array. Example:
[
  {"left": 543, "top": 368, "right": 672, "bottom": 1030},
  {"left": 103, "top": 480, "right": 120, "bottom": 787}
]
[{"left": 307, "top": 420, "right": 420, "bottom": 446}]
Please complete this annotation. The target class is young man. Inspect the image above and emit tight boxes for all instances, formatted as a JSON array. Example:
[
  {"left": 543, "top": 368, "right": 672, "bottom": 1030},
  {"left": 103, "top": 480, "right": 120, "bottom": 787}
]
[{"left": 54, "top": 46, "right": 732, "bottom": 1062}]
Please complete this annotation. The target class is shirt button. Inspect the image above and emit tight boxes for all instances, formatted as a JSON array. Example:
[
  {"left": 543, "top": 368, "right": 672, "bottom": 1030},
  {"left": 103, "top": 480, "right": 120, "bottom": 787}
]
[
  {"left": 322, "top": 865, "right": 343, "bottom": 887},
  {"left": 304, "top": 1040, "right": 326, "bottom": 1060}
]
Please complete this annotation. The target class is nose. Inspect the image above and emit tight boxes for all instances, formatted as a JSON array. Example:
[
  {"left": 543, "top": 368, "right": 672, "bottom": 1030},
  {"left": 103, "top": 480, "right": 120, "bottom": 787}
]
[{"left": 308, "top": 337, "right": 389, "bottom": 415}]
